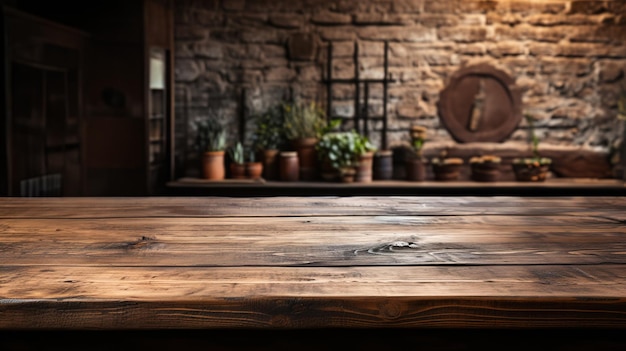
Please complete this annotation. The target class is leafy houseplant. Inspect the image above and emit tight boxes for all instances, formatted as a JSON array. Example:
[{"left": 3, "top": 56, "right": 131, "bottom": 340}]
[
  {"left": 283, "top": 100, "right": 327, "bottom": 181},
  {"left": 406, "top": 125, "right": 428, "bottom": 181},
  {"left": 283, "top": 100, "right": 327, "bottom": 140},
  {"left": 228, "top": 142, "right": 246, "bottom": 179},
  {"left": 354, "top": 133, "right": 377, "bottom": 183},
  {"left": 196, "top": 119, "right": 226, "bottom": 153},
  {"left": 253, "top": 104, "right": 287, "bottom": 151},
  {"left": 316, "top": 130, "right": 375, "bottom": 182},
  {"left": 195, "top": 119, "right": 226, "bottom": 180},
  {"left": 252, "top": 104, "right": 287, "bottom": 181},
  {"left": 512, "top": 113, "right": 552, "bottom": 182},
  {"left": 410, "top": 125, "right": 427, "bottom": 160}
]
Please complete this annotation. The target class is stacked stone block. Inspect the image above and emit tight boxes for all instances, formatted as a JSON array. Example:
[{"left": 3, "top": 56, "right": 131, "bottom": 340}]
[{"left": 175, "top": 0, "right": 626, "bottom": 178}]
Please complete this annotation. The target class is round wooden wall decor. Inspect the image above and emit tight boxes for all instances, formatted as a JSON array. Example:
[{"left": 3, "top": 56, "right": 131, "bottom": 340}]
[{"left": 437, "top": 64, "right": 523, "bottom": 143}]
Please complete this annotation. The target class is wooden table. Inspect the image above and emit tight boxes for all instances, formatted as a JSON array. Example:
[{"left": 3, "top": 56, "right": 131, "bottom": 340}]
[{"left": 1, "top": 196, "right": 625, "bottom": 349}]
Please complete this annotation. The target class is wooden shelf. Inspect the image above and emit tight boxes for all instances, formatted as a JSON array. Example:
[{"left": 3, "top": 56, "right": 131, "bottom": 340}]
[{"left": 166, "top": 177, "right": 625, "bottom": 196}]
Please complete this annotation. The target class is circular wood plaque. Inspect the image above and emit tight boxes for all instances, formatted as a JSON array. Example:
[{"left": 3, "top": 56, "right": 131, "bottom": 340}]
[{"left": 437, "top": 64, "right": 523, "bottom": 143}]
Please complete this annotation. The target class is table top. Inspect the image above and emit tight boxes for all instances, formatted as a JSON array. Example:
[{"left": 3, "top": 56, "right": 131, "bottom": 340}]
[{"left": 1, "top": 196, "right": 625, "bottom": 330}]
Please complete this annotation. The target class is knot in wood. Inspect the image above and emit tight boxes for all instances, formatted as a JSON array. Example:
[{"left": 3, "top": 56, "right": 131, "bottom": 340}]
[
  {"left": 270, "top": 315, "right": 292, "bottom": 327},
  {"left": 379, "top": 302, "right": 402, "bottom": 319}
]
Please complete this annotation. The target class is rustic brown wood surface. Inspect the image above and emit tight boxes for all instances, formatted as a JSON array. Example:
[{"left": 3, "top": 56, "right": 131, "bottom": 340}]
[{"left": 1, "top": 196, "right": 625, "bottom": 330}]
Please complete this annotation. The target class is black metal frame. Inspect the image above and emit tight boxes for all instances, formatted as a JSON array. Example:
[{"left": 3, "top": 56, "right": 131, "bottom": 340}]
[{"left": 324, "top": 40, "right": 395, "bottom": 150}]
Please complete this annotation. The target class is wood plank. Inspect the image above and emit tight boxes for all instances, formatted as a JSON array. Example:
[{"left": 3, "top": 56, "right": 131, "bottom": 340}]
[
  {"left": 0, "top": 196, "right": 624, "bottom": 219},
  {"left": 1, "top": 196, "right": 625, "bottom": 332},
  {"left": 1, "top": 215, "right": 625, "bottom": 266},
  {"left": 1, "top": 265, "right": 625, "bottom": 329}
]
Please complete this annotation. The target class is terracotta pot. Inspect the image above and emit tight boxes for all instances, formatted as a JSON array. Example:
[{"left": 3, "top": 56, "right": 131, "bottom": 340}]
[
  {"left": 262, "top": 149, "right": 280, "bottom": 181},
  {"left": 201, "top": 151, "right": 225, "bottom": 180},
  {"left": 406, "top": 158, "right": 426, "bottom": 181},
  {"left": 471, "top": 162, "right": 501, "bottom": 182},
  {"left": 432, "top": 158, "right": 464, "bottom": 181},
  {"left": 513, "top": 162, "right": 550, "bottom": 182},
  {"left": 279, "top": 151, "right": 299, "bottom": 182},
  {"left": 246, "top": 162, "right": 263, "bottom": 180},
  {"left": 355, "top": 151, "right": 374, "bottom": 183},
  {"left": 292, "top": 137, "right": 318, "bottom": 181},
  {"left": 320, "top": 158, "right": 339, "bottom": 182},
  {"left": 373, "top": 150, "right": 393, "bottom": 180},
  {"left": 340, "top": 167, "right": 356, "bottom": 183},
  {"left": 230, "top": 162, "right": 247, "bottom": 179}
]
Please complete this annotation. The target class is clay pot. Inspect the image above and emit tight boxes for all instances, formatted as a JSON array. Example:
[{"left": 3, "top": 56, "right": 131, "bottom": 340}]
[
  {"left": 262, "top": 149, "right": 280, "bottom": 181},
  {"left": 292, "top": 138, "right": 318, "bottom": 181},
  {"left": 246, "top": 162, "right": 263, "bottom": 180},
  {"left": 229, "top": 162, "right": 246, "bottom": 179},
  {"left": 432, "top": 158, "right": 464, "bottom": 181},
  {"left": 471, "top": 164, "right": 501, "bottom": 182},
  {"left": 406, "top": 158, "right": 427, "bottom": 181},
  {"left": 470, "top": 155, "right": 501, "bottom": 182},
  {"left": 320, "top": 158, "right": 339, "bottom": 182},
  {"left": 201, "top": 151, "right": 225, "bottom": 180},
  {"left": 280, "top": 151, "right": 299, "bottom": 182},
  {"left": 355, "top": 151, "right": 374, "bottom": 183},
  {"left": 512, "top": 159, "right": 551, "bottom": 182},
  {"left": 373, "top": 150, "right": 393, "bottom": 180},
  {"left": 340, "top": 167, "right": 356, "bottom": 183}
]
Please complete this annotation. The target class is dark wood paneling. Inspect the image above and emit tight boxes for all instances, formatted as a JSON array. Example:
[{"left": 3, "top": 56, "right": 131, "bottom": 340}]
[
  {"left": 84, "top": 117, "right": 144, "bottom": 168},
  {"left": 145, "top": 0, "right": 171, "bottom": 48},
  {"left": 4, "top": 8, "right": 85, "bottom": 196},
  {"left": 85, "top": 44, "right": 144, "bottom": 118}
]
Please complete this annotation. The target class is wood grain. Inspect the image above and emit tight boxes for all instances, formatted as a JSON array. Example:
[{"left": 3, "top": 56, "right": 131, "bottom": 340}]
[
  {"left": 2, "top": 265, "right": 625, "bottom": 329},
  {"left": 0, "top": 196, "right": 624, "bottom": 219},
  {"left": 1, "top": 196, "right": 625, "bottom": 330},
  {"left": 0, "top": 216, "right": 625, "bottom": 266}
]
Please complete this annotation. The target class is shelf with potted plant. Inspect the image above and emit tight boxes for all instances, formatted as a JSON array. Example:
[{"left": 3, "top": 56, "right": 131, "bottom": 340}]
[
  {"left": 283, "top": 100, "right": 327, "bottom": 181},
  {"left": 431, "top": 149, "right": 465, "bottom": 181},
  {"left": 406, "top": 125, "right": 428, "bottom": 181},
  {"left": 251, "top": 103, "right": 288, "bottom": 181},
  {"left": 512, "top": 113, "right": 552, "bottom": 182},
  {"left": 470, "top": 155, "right": 502, "bottom": 182},
  {"left": 316, "top": 130, "right": 375, "bottom": 183},
  {"left": 195, "top": 119, "right": 226, "bottom": 180},
  {"left": 245, "top": 147, "right": 263, "bottom": 180},
  {"left": 355, "top": 134, "right": 377, "bottom": 183},
  {"left": 228, "top": 141, "right": 246, "bottom": 179}
]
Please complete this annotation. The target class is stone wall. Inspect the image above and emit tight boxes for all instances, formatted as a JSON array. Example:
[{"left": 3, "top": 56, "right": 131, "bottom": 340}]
[{"left": 174, "top": 0, "right": 626, "bottom": 178}]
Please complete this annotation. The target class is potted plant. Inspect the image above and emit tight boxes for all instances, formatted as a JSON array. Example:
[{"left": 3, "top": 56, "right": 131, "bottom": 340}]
[
  {"left": 283, "top": 100, "right": 327, "bottom": 181},
  {"left": 252, "top": 104, "right": 287, "bottom": 181},
  {"left": 470, "top": 155, "right": 501, "bottom": 182},
  {"left": 512, "top": 113, "right": 552, "bottom": 182},
  {"left": 228, "top": 141, "right": 246, "bottom": 179},
  {"left": 406, "top": 125, "right": 428, "bottom": 181},
  {"left": 195, "top": 119, "right": 226, "bottom": 180},
  {"left": 245, "top": 147, "right": 264, "bottom": 180},
  {"left": 354, "top": 133, "right": 377, "bottom": 183},
  {"left": 317, "top": 130, "right": 370, "bottom": 183},
  {"left": 373, "top": 149, "right": 393, "bottom": 180},
  {"left": 431, "top": 150, "right": 464, "bottom": 181}
]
